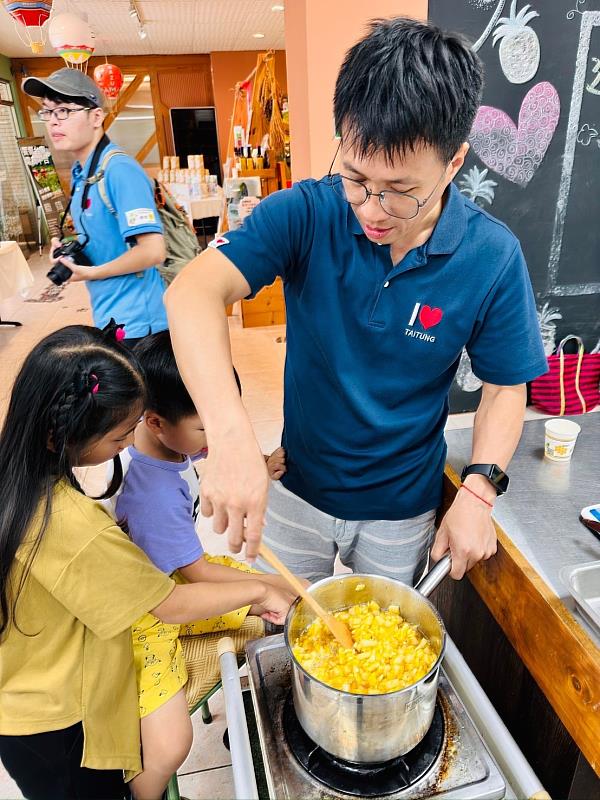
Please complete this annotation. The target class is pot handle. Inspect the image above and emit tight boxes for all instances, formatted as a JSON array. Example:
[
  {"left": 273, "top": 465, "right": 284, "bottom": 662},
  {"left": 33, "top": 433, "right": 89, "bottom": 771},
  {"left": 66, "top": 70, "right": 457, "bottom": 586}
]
[{"left": 415, "top": 552, "right": 452, "bottom": 598}]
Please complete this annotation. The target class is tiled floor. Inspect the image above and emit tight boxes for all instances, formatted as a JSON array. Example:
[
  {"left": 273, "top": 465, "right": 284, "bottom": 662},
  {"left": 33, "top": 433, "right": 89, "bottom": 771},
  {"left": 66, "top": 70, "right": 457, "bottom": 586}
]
[{"left": 0, "top": 250, "right": 554, "bottom": 799}]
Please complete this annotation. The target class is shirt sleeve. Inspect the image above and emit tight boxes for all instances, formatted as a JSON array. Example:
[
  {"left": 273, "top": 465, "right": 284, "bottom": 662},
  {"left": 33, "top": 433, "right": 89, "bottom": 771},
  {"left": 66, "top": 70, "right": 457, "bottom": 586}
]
[
  {"left": 46, "top": 524, "right": 174, "bottom": 640},
  {"left": 467, "top": 243, "right": 549, "bottom": 385},
  {"left": 104, "top": 155, "right": 163, "bottom": 240},
  {"left": 210, "top": 183, "right": 313, "bottom": 298},
  {"left": 116, "top": 473, "right": 204, "bottom": 575}
]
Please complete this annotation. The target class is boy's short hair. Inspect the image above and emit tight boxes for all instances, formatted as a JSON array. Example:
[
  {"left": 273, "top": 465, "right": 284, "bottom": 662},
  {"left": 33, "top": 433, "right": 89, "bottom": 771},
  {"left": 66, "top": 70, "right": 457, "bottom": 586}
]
[
  {"left": 134, "top": 331, "right": 241, "bottom": 423},
  {"left": 333, "top": 17, "right": 484, "bottom": 164},
  {"left": 43, "top": 89, "right": 98, "bottom": 109}
]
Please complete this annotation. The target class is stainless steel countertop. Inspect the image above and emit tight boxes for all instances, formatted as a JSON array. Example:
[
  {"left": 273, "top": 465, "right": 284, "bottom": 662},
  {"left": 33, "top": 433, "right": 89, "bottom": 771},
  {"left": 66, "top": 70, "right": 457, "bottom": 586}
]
[{"left": 445, "top": 414, "right": 600, "bottom": 644}]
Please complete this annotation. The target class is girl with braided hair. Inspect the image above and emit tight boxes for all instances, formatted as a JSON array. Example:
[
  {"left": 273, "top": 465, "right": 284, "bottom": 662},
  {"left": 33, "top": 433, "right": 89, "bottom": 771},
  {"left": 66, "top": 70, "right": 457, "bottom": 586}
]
[{"left": 0, "top": 325, "right": 293, "bottom": 800}]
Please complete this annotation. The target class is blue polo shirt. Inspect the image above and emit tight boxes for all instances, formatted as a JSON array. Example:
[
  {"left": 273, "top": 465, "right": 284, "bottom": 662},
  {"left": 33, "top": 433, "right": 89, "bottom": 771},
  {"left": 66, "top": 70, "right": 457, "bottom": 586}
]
[
  {"left": 213, "top": 179, "right": 547, "bottom": 520},
  {"left": 70, "top": 143, "right": 168, "bottom": 339}
]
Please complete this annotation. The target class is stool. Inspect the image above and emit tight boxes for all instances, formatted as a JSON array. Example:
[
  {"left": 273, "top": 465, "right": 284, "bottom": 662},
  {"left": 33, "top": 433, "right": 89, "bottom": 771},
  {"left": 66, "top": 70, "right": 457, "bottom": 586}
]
[{"left": 165, "top": 615, "right": 265, "bottom": 800}]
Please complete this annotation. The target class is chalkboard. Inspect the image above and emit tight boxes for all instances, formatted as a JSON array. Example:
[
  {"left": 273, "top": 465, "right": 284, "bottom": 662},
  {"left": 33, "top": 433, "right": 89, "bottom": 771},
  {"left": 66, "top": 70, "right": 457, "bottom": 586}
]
[{"left": 429, "top": 0, "right": 600, "bottom": 412}]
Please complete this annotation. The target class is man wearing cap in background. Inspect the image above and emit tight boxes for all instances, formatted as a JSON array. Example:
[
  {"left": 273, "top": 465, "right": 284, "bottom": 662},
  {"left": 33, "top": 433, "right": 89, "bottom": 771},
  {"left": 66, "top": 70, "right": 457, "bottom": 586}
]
[{"left": 23, "top": 68, "right": 167, "bottom": 346}]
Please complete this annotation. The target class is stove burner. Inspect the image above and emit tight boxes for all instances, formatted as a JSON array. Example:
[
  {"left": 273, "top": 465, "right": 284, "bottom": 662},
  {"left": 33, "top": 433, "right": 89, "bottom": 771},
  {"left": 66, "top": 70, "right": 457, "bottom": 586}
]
[{"left": 282, "top": 693, "right": 445, "bottom": 797}]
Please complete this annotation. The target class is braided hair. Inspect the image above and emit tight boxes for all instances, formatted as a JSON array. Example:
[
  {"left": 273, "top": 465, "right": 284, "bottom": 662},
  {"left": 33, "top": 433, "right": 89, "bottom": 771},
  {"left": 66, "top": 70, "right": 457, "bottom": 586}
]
[{"left": 0, "top": 325, "right": 146, "bottom": 637}]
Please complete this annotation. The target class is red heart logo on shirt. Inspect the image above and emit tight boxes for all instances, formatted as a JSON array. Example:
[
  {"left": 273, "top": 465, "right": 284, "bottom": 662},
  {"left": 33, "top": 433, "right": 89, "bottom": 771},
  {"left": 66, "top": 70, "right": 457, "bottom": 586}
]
[{"left": 419, "top": 305, "right": 443, "bottom": 330}]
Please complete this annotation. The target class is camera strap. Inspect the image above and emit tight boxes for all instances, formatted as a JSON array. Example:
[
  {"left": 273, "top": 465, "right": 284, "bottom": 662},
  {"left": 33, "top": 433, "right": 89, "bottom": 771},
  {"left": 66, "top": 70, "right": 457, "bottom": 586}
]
[{"left": 59, "top": 133, "right": 112, "bottom": 240}]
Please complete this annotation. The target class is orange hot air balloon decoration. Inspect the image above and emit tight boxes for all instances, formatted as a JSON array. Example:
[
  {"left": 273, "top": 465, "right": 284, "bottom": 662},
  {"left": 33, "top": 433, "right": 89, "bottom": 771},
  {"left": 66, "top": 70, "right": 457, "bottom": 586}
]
[
  {"left": 2, "top": 1, "right": 53, "bottom": 54},
  {"left": 93, "top": 63, "right": 124, "bottom": 103}
]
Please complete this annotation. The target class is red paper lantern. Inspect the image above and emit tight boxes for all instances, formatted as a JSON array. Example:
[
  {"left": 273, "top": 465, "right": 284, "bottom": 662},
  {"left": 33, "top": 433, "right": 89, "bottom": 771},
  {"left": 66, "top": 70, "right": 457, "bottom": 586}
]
[{"left": 93, "top": 63, "right": 124, "bottom": 101}]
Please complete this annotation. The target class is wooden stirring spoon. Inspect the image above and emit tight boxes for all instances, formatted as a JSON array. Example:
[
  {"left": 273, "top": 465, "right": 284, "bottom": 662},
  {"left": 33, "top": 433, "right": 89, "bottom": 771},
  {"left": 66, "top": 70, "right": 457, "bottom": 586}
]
[{"left": 258, "top": 542, "right": 354, "bottom": 649}]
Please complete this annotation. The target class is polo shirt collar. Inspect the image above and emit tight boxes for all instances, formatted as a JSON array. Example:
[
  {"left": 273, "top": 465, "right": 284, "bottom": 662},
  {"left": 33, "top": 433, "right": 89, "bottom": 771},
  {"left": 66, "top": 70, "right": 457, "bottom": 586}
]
[
  {"left": 347, "top": 181, "right": 467, "bottom": 256},
  {"left": 426, "top": 183, "right": 467, "bottom": 256}
]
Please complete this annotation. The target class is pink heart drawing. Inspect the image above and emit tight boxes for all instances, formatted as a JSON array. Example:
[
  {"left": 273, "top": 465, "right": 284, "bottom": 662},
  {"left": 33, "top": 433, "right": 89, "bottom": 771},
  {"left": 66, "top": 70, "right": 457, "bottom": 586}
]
[{"left": 469, "top": 82, "right": 560, "bottom": 187}]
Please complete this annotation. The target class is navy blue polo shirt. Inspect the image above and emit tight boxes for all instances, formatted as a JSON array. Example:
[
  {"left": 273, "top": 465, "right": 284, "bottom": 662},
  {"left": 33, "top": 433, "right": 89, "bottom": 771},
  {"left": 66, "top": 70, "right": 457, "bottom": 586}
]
[
  {"left": 213, "top": 179, "right": 547, "bottom": 520},
  {"left": 70, "top": 144, "right": 168, "bottom": 338}
]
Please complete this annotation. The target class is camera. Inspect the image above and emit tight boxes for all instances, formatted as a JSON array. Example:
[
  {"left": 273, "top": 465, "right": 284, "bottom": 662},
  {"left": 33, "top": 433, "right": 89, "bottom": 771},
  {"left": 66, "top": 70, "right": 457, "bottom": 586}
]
[{"left": 47, "top": 240, "right": 93, "bottom": 286}]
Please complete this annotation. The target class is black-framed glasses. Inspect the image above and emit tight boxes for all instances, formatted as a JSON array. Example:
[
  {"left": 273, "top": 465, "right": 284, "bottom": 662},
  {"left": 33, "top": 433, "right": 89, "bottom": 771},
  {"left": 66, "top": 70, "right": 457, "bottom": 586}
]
[
  {"left": 327, "top": 140, "right": 449, "bottom": 220},
  {"left": 37, "top": 106, "right": 91, "bottom": 121}
]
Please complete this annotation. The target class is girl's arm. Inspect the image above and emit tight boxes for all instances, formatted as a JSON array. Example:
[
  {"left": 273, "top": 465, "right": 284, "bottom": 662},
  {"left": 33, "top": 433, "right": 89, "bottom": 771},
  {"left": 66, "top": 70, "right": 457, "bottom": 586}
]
[
  {"left": 150, "top": 578, "right": 291, "bottom": 625},
  {"left": 179, "top": 556, "right": 307, "bottom": 594}
]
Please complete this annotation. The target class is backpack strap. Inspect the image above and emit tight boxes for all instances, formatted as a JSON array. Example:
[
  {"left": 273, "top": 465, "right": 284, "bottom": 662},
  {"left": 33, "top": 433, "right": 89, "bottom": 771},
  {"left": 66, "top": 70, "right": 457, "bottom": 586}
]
[{"left": 95, "top": 149, "right": 127, "bottom": 216}]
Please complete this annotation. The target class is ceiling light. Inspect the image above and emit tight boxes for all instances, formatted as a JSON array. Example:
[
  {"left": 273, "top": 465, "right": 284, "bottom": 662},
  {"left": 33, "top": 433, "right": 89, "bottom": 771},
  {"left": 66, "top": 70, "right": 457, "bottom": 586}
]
[
  {"left": 138, "top": 25, "right": 147, "bottom": 40},
  {"left": 252, "top": 32, "right": 265, "bottom": 38},
  {"left": 271, "top": 4, "right": 285, "bottom": 10}
]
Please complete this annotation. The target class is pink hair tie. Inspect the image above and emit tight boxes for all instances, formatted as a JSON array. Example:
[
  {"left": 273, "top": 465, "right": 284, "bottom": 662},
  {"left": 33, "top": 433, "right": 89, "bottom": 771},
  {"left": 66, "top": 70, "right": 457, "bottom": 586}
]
[
  {"left": 90, "top": 373, "right": 100, "bottom": 395},
  {"left": 115, "top": 327, "right": 126, "bottom": 342}
]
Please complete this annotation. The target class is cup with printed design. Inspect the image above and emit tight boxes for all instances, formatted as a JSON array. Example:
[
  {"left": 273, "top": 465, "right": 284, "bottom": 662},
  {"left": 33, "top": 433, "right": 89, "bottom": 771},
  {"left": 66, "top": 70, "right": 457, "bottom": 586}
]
[{"left": 544, "top": 418, "right": 581, "bottom": 462}]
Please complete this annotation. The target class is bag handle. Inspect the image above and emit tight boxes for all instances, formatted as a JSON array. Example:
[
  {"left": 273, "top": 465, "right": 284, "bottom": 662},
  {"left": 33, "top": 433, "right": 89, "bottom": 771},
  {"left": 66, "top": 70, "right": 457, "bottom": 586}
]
[{"left": 557, "top": 335, "right": 586, "bottom": 415}]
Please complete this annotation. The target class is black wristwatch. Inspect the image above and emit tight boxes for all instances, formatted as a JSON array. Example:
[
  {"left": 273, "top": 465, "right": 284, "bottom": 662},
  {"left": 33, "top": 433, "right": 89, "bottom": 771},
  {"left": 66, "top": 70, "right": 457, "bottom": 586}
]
[{"left": 460, "top": 463, "right": 509, "bottom": 495}]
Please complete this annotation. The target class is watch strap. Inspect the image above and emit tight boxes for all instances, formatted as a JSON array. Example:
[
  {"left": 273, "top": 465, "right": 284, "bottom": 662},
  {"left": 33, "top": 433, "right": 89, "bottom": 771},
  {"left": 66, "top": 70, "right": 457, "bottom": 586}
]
[{"left": 460, "top": 463, "right": 509, "bottom": 495}]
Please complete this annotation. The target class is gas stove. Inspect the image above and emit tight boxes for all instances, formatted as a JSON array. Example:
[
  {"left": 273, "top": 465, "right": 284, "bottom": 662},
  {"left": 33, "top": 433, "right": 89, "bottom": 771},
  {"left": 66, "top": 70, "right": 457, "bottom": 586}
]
[{"left": 246, "top": 635, "right": 506, "bottom": 800}]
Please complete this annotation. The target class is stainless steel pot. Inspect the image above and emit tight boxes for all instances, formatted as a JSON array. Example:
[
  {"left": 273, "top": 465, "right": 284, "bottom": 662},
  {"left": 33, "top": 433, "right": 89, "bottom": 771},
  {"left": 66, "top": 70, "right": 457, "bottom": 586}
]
[{"left": 284, "top": 555, "right": 451, "bottom": 763}]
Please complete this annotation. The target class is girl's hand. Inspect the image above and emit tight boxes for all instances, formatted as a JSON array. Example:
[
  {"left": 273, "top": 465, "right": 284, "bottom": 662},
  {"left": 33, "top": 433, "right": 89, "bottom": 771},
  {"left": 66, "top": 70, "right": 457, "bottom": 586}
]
[
  {"left": 266, "top": 446, "right": 287, "bottom": 480},
  {"left": 250, "top": 583, "right": 294, "bottom": 625}
]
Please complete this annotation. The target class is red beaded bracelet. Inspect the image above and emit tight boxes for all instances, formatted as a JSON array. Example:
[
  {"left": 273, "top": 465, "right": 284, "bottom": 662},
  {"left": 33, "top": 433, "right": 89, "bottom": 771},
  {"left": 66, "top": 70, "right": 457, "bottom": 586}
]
[{"left": 460, "top": 483, "right": 494, "bottom": 509}]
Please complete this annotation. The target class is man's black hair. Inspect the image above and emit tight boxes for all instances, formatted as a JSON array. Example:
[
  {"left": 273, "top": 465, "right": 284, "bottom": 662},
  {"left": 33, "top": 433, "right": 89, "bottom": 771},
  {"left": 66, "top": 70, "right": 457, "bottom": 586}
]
[
  {"left": 134, "top": 331, "right": 242, "bottom": 424},
  {"left": 333, "top": 17, "right": 484, "bottom": 164},
  {"left": 42, "top": 89, "right": 97, "bottom": 109}
]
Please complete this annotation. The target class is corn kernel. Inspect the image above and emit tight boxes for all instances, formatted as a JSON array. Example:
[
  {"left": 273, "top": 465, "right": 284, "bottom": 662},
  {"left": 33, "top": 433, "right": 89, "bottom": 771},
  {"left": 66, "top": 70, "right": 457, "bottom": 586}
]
[{"left": 293, "top": 600, "right": 437, "bottom": 694}]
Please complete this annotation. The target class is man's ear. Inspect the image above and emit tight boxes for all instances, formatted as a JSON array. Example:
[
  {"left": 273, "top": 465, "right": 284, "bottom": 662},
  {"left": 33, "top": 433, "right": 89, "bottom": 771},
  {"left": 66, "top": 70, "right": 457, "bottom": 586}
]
[
  {"left": 91, "top": 107, "right": 106, "bottom": 129},
  {"left": 448, "top": 142, "right": 470, "bottom": 181},
  {"left": 144, "top": 411, "right": 165, "bottom": 436}
]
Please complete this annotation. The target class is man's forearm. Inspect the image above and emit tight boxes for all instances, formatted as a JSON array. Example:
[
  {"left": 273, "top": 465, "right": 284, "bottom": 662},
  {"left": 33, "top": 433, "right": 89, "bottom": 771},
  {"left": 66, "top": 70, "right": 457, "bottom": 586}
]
[
  {"left": 93, "top": 234, "right": 165, "bottom": 279},
  {"left": 466, "top": 383, "right": 526, "bottom": 500},
  {"left": 166, "top": 251, "right": 252, "bottom": 437}
]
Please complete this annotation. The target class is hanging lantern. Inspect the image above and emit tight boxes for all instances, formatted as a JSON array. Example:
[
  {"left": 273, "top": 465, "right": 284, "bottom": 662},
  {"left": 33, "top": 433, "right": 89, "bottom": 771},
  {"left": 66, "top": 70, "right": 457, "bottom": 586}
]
[
  {"left": 2, "top": 1, "right": 53, "bottom": 54},
  {"left": 93, "top": 63, "right": 124, "bottom": 103},
  {"left": 49, "top": 12, "right": 94, "bottom": 70}
]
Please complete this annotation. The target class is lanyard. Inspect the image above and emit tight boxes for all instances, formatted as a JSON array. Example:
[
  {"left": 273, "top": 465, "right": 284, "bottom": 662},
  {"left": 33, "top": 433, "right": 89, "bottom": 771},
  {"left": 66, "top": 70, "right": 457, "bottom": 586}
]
[{"left": 59, "top": 133, "right": 112, "bottom": 241}]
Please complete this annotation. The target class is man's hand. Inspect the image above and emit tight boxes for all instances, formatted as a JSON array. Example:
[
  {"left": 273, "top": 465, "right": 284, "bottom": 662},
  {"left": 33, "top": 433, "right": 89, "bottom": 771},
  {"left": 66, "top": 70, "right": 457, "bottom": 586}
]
[
  {"left": 430, "top": 481, "right": 497, "bottom": 579},
  {"left": 200, "top": 426, "right": 269, "bottom": 561},
  {"left": 266, "top": 446, "right": 286, "bottom": 480},
  {"left": 49, "top": 236, "right": 62, "bottom": 264},
  {"left": 62, "top": 260, "right": 99, "bottom": 282}
]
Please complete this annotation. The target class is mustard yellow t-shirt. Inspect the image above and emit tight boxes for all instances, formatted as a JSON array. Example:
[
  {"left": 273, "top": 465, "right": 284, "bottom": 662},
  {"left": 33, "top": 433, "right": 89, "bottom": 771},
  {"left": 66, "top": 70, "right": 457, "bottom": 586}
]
[{"left": 0, "top": 481, "right": 174, "bottom": 775}]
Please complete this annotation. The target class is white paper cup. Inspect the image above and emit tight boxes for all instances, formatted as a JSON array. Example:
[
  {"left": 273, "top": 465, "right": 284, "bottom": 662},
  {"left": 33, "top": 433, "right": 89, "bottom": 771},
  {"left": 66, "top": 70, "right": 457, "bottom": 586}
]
[{"left": 544, "top": 418, "right": 581, "bottom": 462}]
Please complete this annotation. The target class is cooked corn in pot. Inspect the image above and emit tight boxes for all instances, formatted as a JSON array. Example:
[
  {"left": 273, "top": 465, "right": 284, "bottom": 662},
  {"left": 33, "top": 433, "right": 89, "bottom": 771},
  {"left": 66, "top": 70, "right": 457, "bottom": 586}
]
[{"left": 292, "top": 600, "right": 437, "bottom": 694}]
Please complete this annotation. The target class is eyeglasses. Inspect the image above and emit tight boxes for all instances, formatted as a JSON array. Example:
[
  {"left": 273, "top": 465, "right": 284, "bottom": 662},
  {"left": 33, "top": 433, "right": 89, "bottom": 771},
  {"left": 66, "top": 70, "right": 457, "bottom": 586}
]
[
  {"left": 37, "top": 107, "right": 91, "bottom": 121},
  {"left": 327, "top": 141, "right": 449, "bottom": 220}
]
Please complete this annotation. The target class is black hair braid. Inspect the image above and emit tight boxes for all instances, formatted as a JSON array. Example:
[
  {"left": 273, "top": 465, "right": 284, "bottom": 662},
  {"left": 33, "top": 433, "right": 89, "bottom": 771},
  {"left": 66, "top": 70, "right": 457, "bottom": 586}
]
[{"left": 49, "top": 387, "right": 79, "bottom": 465}]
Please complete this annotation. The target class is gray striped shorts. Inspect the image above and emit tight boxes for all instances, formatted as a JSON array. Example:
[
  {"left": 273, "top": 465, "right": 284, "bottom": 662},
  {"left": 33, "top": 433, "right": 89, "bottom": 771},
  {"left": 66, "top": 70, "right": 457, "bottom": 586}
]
[{"left": 256, "top": 480, "right": 437, "bottom": 585}]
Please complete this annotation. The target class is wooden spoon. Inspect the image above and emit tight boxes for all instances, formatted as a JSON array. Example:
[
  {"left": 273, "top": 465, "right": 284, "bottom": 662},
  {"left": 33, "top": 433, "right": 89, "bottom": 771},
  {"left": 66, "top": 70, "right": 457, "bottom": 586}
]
[{"left": 258, "top": 542, "right": 354, "bottom": 649}]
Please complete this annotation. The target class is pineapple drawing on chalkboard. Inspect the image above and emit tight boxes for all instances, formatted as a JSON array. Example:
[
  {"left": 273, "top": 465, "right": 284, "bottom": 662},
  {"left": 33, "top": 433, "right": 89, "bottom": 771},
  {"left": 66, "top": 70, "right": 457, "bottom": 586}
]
[
  {"left": 458, "top": 166, "right": 498, "bottom": 208},
  {"left": 455, "top": 349, "right": 483, "bottom": 393},
  {"left": 537, "top": 303, "right": 562, "bottom": 356},
  {"left": 493, "top": 0, "right": 540, "bottom": 84}
]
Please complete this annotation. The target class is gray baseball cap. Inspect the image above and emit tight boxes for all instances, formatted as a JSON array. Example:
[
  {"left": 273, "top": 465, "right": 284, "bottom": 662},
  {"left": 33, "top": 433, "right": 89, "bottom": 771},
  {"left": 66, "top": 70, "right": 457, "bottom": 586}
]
[{"left": 22, "top": 68, "right": 107, "bottom": 109}]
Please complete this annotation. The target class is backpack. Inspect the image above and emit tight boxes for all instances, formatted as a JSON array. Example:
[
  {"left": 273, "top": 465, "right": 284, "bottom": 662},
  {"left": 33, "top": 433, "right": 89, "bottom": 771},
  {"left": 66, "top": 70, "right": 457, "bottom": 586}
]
[{"left": 96, "top": 149, "right": 201, "bottom": 286}]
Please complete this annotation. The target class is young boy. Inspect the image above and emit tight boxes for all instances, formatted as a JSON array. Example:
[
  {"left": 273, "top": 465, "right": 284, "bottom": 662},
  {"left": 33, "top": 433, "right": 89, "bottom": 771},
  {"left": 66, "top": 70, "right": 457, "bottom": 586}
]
[{"left": 106, "top": 331, "right": 291, "bottom": 798}]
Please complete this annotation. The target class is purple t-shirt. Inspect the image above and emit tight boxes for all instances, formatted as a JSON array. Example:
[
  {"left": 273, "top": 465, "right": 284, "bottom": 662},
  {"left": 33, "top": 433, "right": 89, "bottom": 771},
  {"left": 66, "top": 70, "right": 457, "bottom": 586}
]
[{"left": 110, "top": 446, "right": 204, "bottom": 574}]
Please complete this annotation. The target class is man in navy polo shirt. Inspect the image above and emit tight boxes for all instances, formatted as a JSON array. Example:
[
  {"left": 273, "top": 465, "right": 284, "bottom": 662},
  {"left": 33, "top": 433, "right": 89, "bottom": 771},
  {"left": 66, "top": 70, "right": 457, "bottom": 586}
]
[
  {"left": 167, "top": 18, "right": 547, "bottom": 583},
  {"left": 23, "top": 69, "right": 167, "bottom": 345}
]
